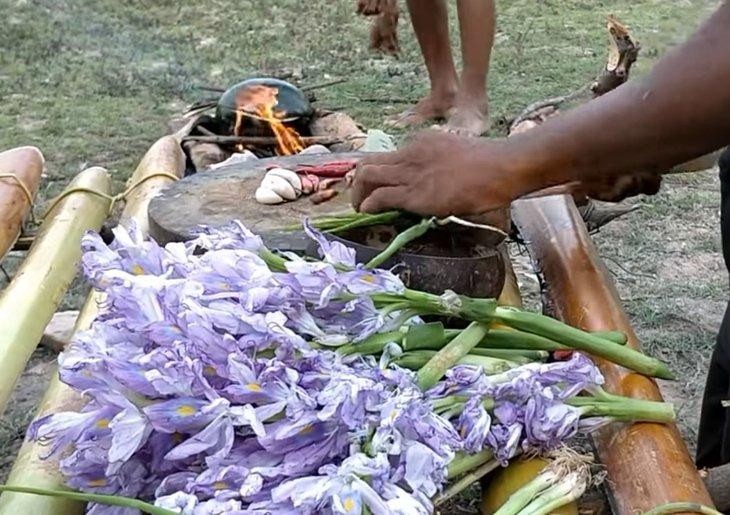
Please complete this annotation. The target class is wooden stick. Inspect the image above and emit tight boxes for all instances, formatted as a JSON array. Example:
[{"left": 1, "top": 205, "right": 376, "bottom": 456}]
[
  {"left": 300, "top": 78, "right": 347, "bottom": 92},
  {"left": 182, "top": 135, "right": 343, "bottom": 146}
]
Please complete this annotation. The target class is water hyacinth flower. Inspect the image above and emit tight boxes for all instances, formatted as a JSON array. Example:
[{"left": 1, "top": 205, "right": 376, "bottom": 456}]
[
  {"left": 29, "top": 220, "right": 636, "bottom": 514},
  {"left": 456, "top": 397, "right": 492, "bottom": 454},
  {"left": 523, "top": 388, "right": 582, "bottom": 452}
]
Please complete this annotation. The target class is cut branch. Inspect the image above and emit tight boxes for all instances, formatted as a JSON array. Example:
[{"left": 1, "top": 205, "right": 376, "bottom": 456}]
[{"left": 591, "top": 15, "right": 640, "bottom": 96}]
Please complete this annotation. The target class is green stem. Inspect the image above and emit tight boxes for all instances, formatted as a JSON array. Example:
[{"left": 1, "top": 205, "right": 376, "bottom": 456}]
[
  {"left": 0, "top": 485, "right": 177, "bottom": 515},
  {"left": 492, "top": 470, "right": 556, "bottom": 515},
  {"left": 519, "top": 477, "right": 583, "bottom": 515},
  {"left": 337, "top": 331, "right": 404, "bottom": 356},
  {"left": 479, "top": 329, "right": 569, "bottom": 351},
  {"left": 571, "top": 396, "right": 675, "bottom": 423},
  {"left": 493, "top": 306, "right": 674, "bottom": 380},
  {"left": 435, "top": 458, "right": 500, "bottom": 506},
  {"left": 592, "top": 330, "right": 628, "bottom": 345},
  {"left": 447, "top": 449, "right": 494, "bottom": 478},
  {"left": 470, "top": 347, "right": 549, "bottom": 363},
  {"left": 430, "top": 395, "right": 470, "bottom": 411},
  {"left": 643, "top": 503, "right": 723, "bottom": 515},
  {"left": 327, "top": 211, "right": 401, "bottom": 234},
  {"left": 396, "top": 350, "right": 517, "bottom": 373},
  {"left": 365, "top": 217, "right": 436, "bottom": 269},
  {"left": 417, "top": 322, "right": 490, "bottom": 390},
  {"left": 258, "top": 247, "right": 289, "bottom": 271}
]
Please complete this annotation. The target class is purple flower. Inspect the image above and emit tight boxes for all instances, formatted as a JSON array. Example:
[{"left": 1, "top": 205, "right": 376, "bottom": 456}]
[
  {"left": 155, "top": 491, "right": 199, "bottom": 514},
  {"left": 81, "top": 224, "right": 171, "bottom": 288},
  {"left": 303, "top": 218, "right": 356, "bottom": 268},
  {"left": 456, "top": 397, "right": 492, "bottom": 454},
  {"left": 400, "top": 441, "right": 447, "bottom": 497},
  {"left": 191, "top": 220, "right": 264, "bottom": 253},
  {"left": 536, "top": 353, "right": 604, "bottom": 398},
  {"left": 144, "top": 398, "right": 229, "bottom": 434},
  {"left": 338, "top": 268, "right": 404, "bottom": 296},
  {"left": 165, "top": 413, "right": 235, "bottom": 461},
  {"left": 271, "top": 454, "right": 390, "bottom": 514},
  {"left": 188, "top": 465, "right": 251, "bottom": 500},
  {"left": 523, "top": 388, "right": 581, "bottom": 452},
  {"left": 426, "top": 365, "right": 489, "bottom": 399},
  {"left": 380, "top": 483, "right": 433, "bottom": 515},
  {"left": 486, "top": 423, "right": 522, "bottom": 464},
  {"left": 277, "top": 261, "right": 343, "bottom": 309}
]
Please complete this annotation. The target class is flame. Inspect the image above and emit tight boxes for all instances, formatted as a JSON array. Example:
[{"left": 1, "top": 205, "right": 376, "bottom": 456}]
[{"left": 234, "top": 85, "right": 304, "bottom": 155}]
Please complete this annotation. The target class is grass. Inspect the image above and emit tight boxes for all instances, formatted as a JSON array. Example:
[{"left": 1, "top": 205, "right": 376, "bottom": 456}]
[{"left": 0, "top": 0, "right": 724, "bottom": 509}]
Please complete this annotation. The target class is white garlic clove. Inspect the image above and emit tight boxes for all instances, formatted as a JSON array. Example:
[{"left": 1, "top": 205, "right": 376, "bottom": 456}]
[
  {"left": 261, "top": 174, "right": 298, "bottom": 200},
  {"left": 266, "top": 167, "right": 302, "bottom": 192},
  {"left": 255, "top": 186, "right": 285, "bottom": 205}
]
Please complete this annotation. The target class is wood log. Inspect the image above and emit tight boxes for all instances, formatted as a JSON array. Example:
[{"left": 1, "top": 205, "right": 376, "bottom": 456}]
[
  {"left": 182, "top": 135, "right": 342, "bottom": 146},
  {"left": 511, "top": 195, "right": 714, "bottom": 513},
  {"left": 0, "top": 136, "right": 185, "bottom": 515},
  {"left": 0, "top": 147, "right": 43, "bottom": 263}
]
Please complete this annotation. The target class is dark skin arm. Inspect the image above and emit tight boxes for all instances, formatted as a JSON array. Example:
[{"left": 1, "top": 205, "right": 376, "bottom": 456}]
[{"left": 351, "top": 3, "right": 730, "bottom": 216}]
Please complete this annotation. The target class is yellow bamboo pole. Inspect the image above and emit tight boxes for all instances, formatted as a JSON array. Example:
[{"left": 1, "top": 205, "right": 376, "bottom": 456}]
[
  {"left": 0, "top": 136, "right": 185, "bottom": 515},
  {"left": 0, "top": 166, "right": 111, "bottom": 415}
]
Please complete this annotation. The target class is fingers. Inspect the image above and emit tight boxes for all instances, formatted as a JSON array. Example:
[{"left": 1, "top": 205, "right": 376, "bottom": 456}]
[
  {"left": 350, "top": 150, "right": 412, "bottom": 210},
  {"left": 359, "top": 186, "right": 410, "bottom": 214},
  {"left": 350, "top": 164, "right": 398, "bottom": 211}
]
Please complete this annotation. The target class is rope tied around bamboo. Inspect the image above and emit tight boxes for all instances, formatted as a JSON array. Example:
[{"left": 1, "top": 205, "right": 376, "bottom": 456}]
[
  {"left": 0, "top": 173, "right": 37, "bottom": 224},
  {"left": 40, "top": 172, "right": 180, "bottom": 219}
]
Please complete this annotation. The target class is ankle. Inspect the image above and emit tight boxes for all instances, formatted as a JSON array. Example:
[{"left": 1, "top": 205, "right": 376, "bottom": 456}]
[{"left": 455, "top": 89, "right": 488, "bottom": 110}]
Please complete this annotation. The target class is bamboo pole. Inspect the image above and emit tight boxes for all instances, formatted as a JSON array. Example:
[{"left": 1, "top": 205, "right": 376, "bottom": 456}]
[
  {"left": 0, "top": 146, "right": 44, "bottom": 263},
  {"left": 511, "top": 195, "right": 714, "bottom": 513},
  {"left": 0, "top": 136, "right": 185, "bottom": 515},
  {"left": 0, "top": 166, "right": 111, "bottom": 415}
]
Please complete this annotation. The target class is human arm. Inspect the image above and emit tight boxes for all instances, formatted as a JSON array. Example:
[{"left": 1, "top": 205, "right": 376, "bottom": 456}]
[{"left": 351, "top": 3, "right": 730, "bottom": 216}]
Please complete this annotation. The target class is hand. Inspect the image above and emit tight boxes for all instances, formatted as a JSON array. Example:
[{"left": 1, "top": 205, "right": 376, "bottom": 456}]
[
  {"left": 581, "top": 171, "right": 662, "bottom": 202},
  {"left": 356, "top": 0, "right": 387, "bottom": 15},
  {"left": 350, "top": 131, "right": 525, "bottom": 217}
]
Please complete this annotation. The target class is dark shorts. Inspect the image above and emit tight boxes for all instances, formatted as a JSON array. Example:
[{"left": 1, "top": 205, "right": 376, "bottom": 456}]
[{"left": 696, "top": 148, "right": 730, "bottom": 468}]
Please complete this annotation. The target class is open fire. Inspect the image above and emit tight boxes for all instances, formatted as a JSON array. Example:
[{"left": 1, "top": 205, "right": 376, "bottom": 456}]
[
  {"left": 232, "top": 84, "right": 305, "bottom": 156},
  {"left": 178, "top": 77, "right": 368, "bottom": 174}
]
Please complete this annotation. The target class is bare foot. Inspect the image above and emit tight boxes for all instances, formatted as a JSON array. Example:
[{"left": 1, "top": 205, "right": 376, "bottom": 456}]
[
  {"left": 386, "top": 92, "right": 455, "bottom": 129},
  {"left": 442, "top": 99, "right": 490, "bottom": 136}
]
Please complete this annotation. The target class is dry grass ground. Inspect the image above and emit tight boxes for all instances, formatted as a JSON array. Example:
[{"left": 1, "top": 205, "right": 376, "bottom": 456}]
[{"left": 0, "top": 0, "right": 723, "bottom": 509}]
